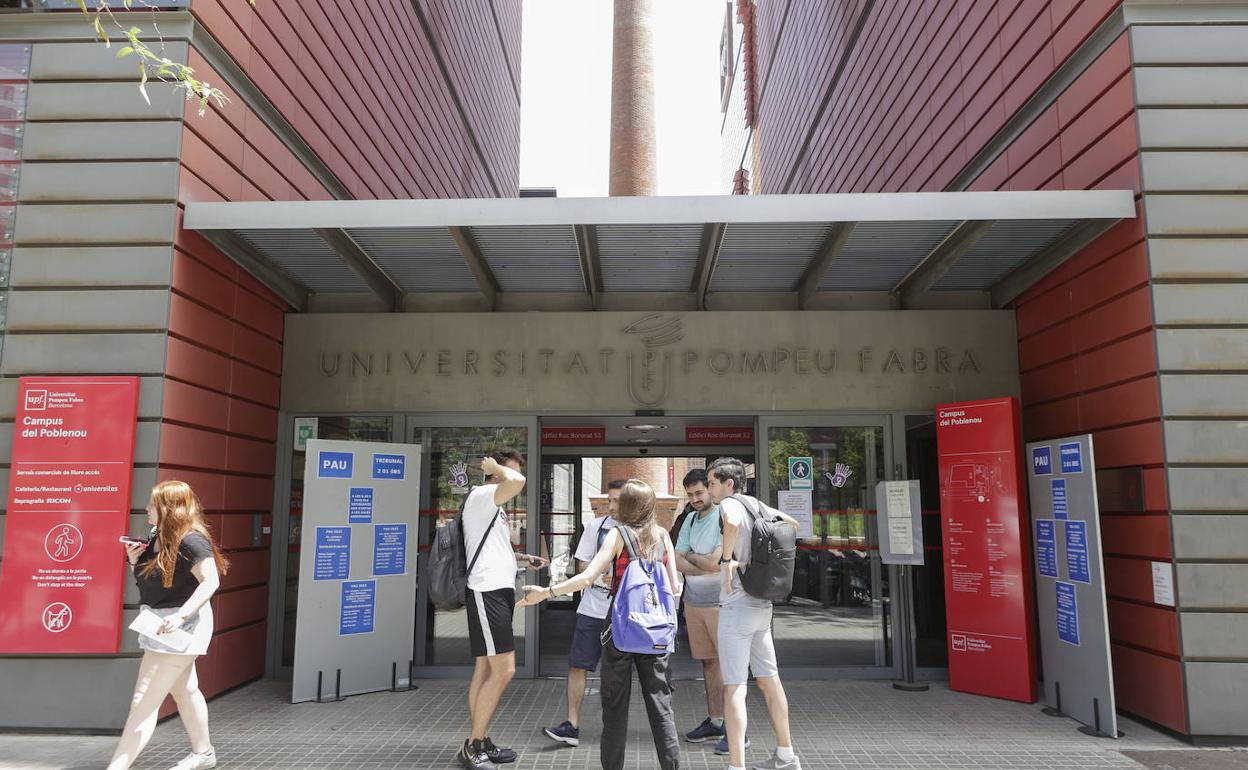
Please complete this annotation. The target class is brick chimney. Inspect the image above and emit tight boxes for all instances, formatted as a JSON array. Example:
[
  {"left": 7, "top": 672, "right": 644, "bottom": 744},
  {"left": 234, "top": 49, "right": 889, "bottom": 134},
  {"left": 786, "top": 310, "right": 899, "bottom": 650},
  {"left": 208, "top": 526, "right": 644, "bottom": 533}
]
[{"left": 608, "top": 0, "right": 657, "bottom": 196}]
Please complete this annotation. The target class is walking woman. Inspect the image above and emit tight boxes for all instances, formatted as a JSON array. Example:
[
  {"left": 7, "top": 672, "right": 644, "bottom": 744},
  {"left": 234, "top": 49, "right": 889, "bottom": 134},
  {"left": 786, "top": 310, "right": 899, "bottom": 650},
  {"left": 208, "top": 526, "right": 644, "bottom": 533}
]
[
  {"left": 108, "top": 480, "right": 228, "bottom": 770},
  {"left": 519, "top": 479, "right": 682, "bottom": 770}
]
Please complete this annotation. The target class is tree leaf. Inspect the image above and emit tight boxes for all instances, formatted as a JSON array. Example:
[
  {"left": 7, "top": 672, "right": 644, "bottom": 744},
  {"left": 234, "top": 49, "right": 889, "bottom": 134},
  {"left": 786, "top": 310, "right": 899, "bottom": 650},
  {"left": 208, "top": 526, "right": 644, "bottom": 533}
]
[
  {"left": 116, "top": 46, "right": 134, "bottom": 58},
  {"left": 138, "top": 62, "right": 150, "bottom": 105}
]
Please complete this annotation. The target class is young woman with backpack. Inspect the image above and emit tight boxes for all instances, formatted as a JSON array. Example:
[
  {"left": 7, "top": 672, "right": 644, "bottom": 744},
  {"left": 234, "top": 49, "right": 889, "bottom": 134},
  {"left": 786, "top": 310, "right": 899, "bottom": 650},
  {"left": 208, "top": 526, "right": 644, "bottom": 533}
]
[{"left": 518, "top": 479, "right": 682, "bottom": 770}]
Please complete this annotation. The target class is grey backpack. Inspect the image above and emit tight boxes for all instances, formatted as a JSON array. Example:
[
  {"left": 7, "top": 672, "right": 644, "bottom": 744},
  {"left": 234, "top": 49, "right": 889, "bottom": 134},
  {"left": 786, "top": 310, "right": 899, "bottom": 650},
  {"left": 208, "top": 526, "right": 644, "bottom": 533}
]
[
  {"left": 425, "top": 491, "right": 499, "bottom": 610},
  {"left": 729, "top": 494, "right": 797, "bottom": 602}
]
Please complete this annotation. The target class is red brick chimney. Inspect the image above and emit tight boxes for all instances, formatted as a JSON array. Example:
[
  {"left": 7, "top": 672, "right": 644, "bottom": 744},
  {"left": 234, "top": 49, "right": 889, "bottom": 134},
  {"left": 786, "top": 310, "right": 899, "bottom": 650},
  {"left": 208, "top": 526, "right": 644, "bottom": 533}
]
[{"left": 609, "top": 0, "right": 657, "bottom": 196}]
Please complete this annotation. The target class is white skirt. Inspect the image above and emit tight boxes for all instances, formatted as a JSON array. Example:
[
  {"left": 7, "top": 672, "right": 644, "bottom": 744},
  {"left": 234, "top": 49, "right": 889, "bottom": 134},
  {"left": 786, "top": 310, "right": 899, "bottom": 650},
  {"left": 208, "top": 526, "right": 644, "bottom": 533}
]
[{"left": 137, "top": 604, "right": 213, "bottom": 656}]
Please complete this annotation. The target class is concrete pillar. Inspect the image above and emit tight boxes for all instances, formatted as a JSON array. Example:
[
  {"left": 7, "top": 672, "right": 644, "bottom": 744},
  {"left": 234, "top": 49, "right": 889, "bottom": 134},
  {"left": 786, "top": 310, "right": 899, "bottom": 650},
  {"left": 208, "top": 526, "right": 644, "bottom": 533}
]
[{"left": 608, "top": 0, "right": 657, "bottom": 196}]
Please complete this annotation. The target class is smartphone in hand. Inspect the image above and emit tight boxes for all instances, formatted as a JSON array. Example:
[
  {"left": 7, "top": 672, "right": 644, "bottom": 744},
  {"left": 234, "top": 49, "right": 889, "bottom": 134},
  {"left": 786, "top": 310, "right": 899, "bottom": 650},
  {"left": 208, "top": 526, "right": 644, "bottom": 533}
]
[{"left": 118, "top": 535, "right": 148, "bottom": 547}]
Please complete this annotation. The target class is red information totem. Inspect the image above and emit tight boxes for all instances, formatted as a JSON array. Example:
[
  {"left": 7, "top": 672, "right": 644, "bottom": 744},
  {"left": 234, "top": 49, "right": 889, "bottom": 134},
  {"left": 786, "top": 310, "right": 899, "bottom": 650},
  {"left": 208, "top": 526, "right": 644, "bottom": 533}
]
[
  {"left": 0, "top": 377, "right": 140, "bottom": 653},
  {"left": 936, "top": 397, "right": 1038, "bottom": 703}
]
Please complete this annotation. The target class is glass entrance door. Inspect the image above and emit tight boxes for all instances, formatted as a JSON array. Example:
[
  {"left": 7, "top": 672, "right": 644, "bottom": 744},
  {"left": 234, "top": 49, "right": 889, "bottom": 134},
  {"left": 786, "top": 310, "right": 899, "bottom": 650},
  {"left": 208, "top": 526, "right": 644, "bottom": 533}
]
[
  {"left": 757, "top": 416, "right": 898, "bottom": 676},
  {"left": 408, "top": 417, "right": 539, "bottom": 677}
]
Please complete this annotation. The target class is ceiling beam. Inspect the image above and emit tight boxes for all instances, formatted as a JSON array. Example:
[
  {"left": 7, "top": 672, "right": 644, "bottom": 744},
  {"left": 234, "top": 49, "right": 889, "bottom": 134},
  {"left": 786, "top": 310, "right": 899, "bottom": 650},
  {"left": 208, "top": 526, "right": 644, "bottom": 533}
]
[
  {"left": 313, "top": 228, "right": 403, "bottom": 312},
  {"left": 991, "top": 218, "right": 1120, "bottom": 308},
  {"left": 198, "top": 229, "right": 310, "bottom": 313},
  {"left": 448, "top": 226, "right": 503, "bottom": 311},
  {"left": 796, "top": 222, "right": 856, "bottom": 310},
  {"left": 691, "top": 222, "right": 727, "bottom": 310},
  {"left": 892, "top": 219, "right": 993, "bottom": 309},
  {"left": 573, "top": 224, "right": 603, "bottom": 310}
]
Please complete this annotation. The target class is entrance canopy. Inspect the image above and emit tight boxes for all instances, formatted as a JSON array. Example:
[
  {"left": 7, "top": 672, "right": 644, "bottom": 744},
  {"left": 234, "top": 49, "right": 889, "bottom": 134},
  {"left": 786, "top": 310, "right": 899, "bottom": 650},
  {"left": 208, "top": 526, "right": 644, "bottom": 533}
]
[{"left": 183, "top": 190, "right": 1134, "bottom": 313}]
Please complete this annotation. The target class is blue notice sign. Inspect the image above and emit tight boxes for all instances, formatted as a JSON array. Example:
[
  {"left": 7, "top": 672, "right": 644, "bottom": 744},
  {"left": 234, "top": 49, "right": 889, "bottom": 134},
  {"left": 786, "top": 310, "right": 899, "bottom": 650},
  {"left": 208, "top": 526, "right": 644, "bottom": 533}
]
[
  {"left": 314, "top": 527, "right": 351, "bottom": 580},
  {"left": 1059, "top": 442, "right": 1084, "bottom": 474},
  {"left": 348, "top": 487, "right": 374, "bottom": 524},
  {"left": 318, "top": 451, "right": 353, "bottom": 478},
  {"left": 1035, "top": 520, "right": 1058, "bottom": 578},
  {"left": 1051, "top": 478, "right": 1069, "bottom": 520},
  {"left": 373, "top": 524, "right": 407, "bottom": 576},
  {"left": 339, "top": 580, "right": 375, "bottom": 635},
  {"left": 1056, "top": 581, "right": 1080, "bottom": 646},
  {"left": 372, "top": 453, "right": 406, "bottom": 480},
  {"left": 1032, "top": 446, "right": 1053, "bottom": 476},
  {"left": 1065, "top": 520, "right": 1091, "bottom": 583}
]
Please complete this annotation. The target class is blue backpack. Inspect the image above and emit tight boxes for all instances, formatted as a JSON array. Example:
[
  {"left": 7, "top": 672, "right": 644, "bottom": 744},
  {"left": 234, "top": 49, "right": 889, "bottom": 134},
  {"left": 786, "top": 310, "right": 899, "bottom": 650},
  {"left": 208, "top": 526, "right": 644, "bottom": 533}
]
[{"left": 606, "top": 526, "right": 678, "bottom": 655}]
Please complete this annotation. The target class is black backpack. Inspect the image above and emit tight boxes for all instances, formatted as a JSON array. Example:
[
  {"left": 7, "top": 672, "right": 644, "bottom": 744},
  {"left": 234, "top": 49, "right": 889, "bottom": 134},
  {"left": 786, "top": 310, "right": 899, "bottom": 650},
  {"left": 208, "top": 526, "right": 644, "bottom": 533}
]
[
  {"left": 728, "top": 494, "right": 797, "bottom": 602},
  {"left": 425, "top": 490, "right": 500, "bottom": 610}
]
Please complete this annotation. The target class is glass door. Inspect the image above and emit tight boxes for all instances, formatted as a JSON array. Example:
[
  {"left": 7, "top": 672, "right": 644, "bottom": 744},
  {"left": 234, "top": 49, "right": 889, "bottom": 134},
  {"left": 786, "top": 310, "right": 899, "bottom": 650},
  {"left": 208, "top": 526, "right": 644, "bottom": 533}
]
[
  {"left": 757, "top": 416, "right": 898, "bottom": 676},
  {"left": 408, "top": 416, "right": 539, "bottom": 678}
]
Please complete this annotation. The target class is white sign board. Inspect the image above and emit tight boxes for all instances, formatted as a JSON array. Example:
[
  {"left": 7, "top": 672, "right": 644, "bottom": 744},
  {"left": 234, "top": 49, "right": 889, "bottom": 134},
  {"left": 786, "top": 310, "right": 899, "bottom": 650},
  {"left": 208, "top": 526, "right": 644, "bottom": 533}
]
[
  {"left": 292, "top": 439, "right": 421, "bottom": 703},
  {"left": 777, "top": 490, "right": 814, "bottom": 539},
  {"left": 1152, "top": 561, "right": 1175, "bottom": 607},
  {"left": 876, "top": 480, "right": 924, "bottom": 566}
]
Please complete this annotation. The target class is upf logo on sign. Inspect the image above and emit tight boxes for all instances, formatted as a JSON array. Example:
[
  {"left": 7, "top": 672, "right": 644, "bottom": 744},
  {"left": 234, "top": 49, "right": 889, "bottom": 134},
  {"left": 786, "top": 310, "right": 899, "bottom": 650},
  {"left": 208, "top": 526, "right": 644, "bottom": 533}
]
[
  {"left": 1032, "top": 446, "right": 1052, "bottom": 476},
  {"left": 318, "top": 451, "right": 354, "bottom": 478},
  {"left": 1059, "top": 442, "right": 1083, "bottom": 474},
  {"left": 24, "top": 389, "right": 48, "bottom": 411}
]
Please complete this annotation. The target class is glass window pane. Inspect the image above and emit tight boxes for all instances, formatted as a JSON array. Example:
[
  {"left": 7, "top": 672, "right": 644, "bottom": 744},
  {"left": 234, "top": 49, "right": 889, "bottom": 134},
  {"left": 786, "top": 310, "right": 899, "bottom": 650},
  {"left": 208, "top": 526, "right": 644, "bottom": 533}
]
[
  {"left": 767, "top": 425, "right": 890, "bottom": 666},
  {"left": 905, "top": 414, "right": 947, "bottom": 667},
  {"left": 0, "top": 45, "right": 30, "bottom": 82}
]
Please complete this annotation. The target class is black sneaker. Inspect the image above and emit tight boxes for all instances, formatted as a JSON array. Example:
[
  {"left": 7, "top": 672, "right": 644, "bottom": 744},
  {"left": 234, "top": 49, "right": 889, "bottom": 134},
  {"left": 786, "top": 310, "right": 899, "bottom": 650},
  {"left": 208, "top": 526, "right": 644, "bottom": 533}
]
[
  {"left": 542, "top": 720, "right": 580, "bottom": 747},
  {"left": 685, "top": 717, "right": 726, "bottom": 743},
  {"left": 483, "top": 737, "right": 517, "bottom": 764},
  {"left": 458, "top": 739, "right": 492, "bottom": 769}
]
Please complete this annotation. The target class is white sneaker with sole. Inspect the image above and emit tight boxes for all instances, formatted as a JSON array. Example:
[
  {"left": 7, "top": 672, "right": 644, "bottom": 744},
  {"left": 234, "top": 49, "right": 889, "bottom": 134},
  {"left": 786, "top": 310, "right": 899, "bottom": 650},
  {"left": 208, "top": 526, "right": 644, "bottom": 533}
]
[
  {"left": 752, "top": 750, "right": 801, "bottom": 770},
  {"left": 168, "top": 747, "right": 217, "bottom": 770}
]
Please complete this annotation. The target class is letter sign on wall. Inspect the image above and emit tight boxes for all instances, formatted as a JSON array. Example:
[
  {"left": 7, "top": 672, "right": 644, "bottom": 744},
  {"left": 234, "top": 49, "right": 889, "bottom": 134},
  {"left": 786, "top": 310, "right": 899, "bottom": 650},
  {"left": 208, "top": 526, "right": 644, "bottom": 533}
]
[
  {"left": 0, "top": 377, "right": 140, "bottom": 653},
  {"left": 935, "top": 397, "right": 1038, "bottom": 703}
]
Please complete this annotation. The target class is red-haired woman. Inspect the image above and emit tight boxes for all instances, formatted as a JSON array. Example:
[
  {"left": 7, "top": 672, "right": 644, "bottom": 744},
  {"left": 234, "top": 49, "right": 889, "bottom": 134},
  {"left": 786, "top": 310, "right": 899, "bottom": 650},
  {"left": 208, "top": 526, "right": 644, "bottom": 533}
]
[{"left": 108, "top": 480, "right": 229, "bottom": 770}]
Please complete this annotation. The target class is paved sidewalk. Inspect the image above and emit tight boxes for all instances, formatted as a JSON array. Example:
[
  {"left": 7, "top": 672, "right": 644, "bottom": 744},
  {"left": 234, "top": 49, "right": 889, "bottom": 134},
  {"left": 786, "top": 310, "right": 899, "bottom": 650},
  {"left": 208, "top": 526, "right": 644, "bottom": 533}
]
[{"left": 0, "top": 677, "right": 1241, "bottom": 770}]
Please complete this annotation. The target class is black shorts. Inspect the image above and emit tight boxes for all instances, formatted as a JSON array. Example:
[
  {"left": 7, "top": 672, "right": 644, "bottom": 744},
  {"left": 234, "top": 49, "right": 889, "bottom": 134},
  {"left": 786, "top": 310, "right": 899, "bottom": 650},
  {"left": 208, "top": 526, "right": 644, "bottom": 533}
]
[
  {"left": 568, "top": 614, "right": 606, "bottom": 672},
  {"left": 466, "top": 587, "right": 516, "bottom": 658}
]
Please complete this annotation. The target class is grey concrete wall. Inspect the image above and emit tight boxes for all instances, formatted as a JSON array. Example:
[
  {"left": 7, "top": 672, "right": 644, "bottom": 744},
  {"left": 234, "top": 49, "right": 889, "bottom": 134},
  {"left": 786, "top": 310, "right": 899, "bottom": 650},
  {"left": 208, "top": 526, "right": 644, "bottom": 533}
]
[
  {"left": 0, "top": 25, "right": 180, "bottom": 731},
  {"left": 1132, "top": 4, "right": 1248, "bottom": 736}
]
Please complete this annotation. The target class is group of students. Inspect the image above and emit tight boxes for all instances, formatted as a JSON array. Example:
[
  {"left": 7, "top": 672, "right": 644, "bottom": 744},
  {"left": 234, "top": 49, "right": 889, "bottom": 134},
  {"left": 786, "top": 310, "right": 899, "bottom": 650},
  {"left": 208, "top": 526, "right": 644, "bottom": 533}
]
[{"left": 458, "top": 450, "right": 802, "bottom": 770}]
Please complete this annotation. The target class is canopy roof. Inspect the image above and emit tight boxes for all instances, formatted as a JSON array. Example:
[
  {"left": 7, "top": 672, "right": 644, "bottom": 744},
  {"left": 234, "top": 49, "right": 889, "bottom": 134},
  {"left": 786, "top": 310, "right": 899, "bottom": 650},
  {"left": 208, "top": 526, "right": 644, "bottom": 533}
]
[{"left": 183, "top": 190, "right": 1134, "bottom": 313}]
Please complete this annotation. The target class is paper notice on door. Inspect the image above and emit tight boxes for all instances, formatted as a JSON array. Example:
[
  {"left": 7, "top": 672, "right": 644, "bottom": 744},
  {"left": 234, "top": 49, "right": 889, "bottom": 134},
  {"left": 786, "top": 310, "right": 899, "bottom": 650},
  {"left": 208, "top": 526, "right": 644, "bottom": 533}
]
[
  {"left": 885, "top": 481, "right": 915, "bottom": 556},
  {"left": 129, "top": 609, "right": 194, "bottom": 652},
  {"left": 777, "top": 490, "right": 814, "bottom": 538},
  {"left": 1152, "top": 561, "right": 1175, "bottom": 607}
]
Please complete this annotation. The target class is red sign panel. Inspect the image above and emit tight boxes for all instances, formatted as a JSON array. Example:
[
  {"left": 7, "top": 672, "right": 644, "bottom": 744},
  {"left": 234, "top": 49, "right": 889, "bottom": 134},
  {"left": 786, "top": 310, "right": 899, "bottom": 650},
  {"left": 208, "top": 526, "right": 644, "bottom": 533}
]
[
  {"left": 685, "top": 427, "right": 753, "bottom": 445},
  {"left": 0, "top": 377, "right": 140, "bottom": 653},
  {"left": 936, "top": 397, "right": 1038, "bottom": 703},
  {"left": 542, "top": 426, "right": 606, "bottom": 445}
]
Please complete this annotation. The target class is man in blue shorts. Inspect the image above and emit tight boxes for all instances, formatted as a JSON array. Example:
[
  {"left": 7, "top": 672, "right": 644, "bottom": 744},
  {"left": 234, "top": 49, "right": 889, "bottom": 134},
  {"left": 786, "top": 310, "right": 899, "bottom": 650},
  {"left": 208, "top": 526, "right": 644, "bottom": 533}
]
[{"left": 541, "top": 479, "right": 624, "bottom": 746}]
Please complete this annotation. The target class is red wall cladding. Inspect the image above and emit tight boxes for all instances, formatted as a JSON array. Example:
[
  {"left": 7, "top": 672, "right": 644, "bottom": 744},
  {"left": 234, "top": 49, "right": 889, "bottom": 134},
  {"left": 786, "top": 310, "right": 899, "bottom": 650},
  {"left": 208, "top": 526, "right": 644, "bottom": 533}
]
[{"left": 190, "top": 0, "right": 520, "bottom": 199}]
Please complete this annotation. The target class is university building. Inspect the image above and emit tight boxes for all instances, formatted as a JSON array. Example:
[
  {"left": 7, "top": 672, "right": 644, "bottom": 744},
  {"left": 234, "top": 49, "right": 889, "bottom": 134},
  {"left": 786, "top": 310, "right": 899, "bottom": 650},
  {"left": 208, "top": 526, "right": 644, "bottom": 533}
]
[{"left": 0, "top": 0, "right": 1244, "bottom": 742}]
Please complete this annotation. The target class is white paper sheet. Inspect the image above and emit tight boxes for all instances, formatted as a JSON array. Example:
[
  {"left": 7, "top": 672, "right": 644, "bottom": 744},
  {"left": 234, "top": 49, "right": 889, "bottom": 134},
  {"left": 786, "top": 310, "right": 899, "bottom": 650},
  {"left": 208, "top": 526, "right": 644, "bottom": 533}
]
[
  {"left": 129, "top": 609, "right": 194, "bottom": 652},
  {"left": 884, "top": 481, "right": 915, "bottom": 556},
  {"left": 777, "top": 490, "right": 814, "bottom": 538}
]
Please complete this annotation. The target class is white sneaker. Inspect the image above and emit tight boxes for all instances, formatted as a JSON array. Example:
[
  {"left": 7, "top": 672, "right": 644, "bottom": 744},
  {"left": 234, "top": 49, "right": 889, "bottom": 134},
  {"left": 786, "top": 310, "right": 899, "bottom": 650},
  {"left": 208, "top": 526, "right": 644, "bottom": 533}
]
[
  {"left": 752, "top": 750, "right": 801, "bottom": 770},
  {"left": 168, "top": 747, "right": 217, "bottom": 770}
]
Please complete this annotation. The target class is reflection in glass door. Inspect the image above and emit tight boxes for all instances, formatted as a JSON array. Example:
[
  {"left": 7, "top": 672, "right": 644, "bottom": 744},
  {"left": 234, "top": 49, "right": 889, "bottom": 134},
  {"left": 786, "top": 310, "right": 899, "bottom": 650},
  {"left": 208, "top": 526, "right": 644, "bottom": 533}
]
[
  {"left": 410, "top": 419, "right": 539, "bottom": 676},
  {"left": 758, "top": 417, "right": 893, "bottom": 672}
]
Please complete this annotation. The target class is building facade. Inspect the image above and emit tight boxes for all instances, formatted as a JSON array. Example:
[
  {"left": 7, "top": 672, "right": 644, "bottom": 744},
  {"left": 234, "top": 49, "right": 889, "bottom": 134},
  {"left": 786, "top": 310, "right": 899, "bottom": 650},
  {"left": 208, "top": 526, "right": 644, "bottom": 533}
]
[
  {"left": 722, "top": 0, "right": 1248, "bottom": 739},
  {"left": 0, "top": 0, "right": 520, "bottom": 729}
]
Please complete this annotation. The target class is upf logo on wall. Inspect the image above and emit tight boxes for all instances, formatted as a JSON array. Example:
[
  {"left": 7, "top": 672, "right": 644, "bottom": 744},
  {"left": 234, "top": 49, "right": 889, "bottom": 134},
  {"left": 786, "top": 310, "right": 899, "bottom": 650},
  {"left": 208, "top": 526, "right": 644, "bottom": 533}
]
[
  {"left": 313, "top": 312, "right": 987, "bottom": 408},
  {"left": 24, "top": 390, "right": 48, "bottom": 411}
]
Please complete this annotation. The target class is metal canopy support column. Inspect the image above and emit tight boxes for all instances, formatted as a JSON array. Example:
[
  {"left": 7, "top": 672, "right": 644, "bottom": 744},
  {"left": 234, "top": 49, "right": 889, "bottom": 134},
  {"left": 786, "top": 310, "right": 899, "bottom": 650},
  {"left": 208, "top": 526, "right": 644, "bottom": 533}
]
[
  {"left": 691, "top": 222, "right": 727, "bottom": 310},
  {"left": 573, "top": 224, "right": 603, "bottom": 310},
  {"left": 991, "top": 219, "right": 1119, "bottom": 308},
  {"left": 313, "top": 227, "right": 403, "bottom": 311},
  {"left": 199, "top": 229, "right": 311, "bottom": 312},
  {"left": 449, "top": 226, "right": 503, "bottom": 311},
  {"left": 796, "top": 221, "right": 856, "bottom": 309},
  {"left": 892, "top": 219, "right": 993, "bottom": 309}
]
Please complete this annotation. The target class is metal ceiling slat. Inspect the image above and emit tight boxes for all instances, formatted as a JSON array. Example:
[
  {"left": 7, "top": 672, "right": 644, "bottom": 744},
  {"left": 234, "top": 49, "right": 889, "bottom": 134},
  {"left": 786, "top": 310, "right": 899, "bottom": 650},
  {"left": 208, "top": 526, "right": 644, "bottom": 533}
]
[
  {"left": 934, "top": 219, "right": 1079, "bottom": 290},
  {"left": 235, "top": 229, "right": 369, "bottom": 293},
  {"left": 711, "top": 222, "right": 831, "bottom": 292},
  {"left": 472, "top": 225, "right": 583, "bottom": 292},
  {"left": 346, "top": 227, "right": 480, "bottom": 293},
  {"left": 820, "top": 221, "right": 960, "bottom": 291},
  {"left": 597, "top": 223, "right": 702, "bottom": 292}
]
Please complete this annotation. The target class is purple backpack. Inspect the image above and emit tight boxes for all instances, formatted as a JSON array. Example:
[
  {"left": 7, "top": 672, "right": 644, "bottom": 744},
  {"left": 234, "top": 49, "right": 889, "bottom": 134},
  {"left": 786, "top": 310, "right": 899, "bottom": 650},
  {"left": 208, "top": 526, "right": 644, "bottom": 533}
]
[{"left": 607, "top": 527, "right": 678, "bottom": 655}]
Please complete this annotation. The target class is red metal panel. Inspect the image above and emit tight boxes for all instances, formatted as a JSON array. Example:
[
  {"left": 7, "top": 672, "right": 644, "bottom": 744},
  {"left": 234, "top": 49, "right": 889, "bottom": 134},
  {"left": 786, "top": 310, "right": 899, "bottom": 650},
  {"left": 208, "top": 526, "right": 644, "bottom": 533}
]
[
  {"left": 157, "top": 468, "right": 226, "bottom": 511},
  {"left": 1078, "top": 376, "right": 1161, "bottom": 431},
  {"left": 168, "top": 294, "right": 232, "bottom": 358},
  {"left": 1107, "top": 599, "right": 1180, "bottom": 655},
  {"left": 1143, "top": 468, "right": 1169, "bottom": 513},
  {"left": 1057, "top": 33, "right": 1131, "bottom": 127},
  {"left": 231, "top": 322, "right": 282, "bottom": 376},
  {"left": 1006, "top": 106, "right": 1060, "bottom": 177},
  {"left": 172, "top": 250, "right": 236, "bottom": 316},
  {"left": 1070, "top": 243, "right": 1149, "bottom": 315},
  {"left": 229, "top": 360, "right": 280, "bottom": 408},
  {"left": 1059, "top": 74, "right": 1135, "bottom": 165},
  {"left": 1104, "top": 555, "right": 1157, "bottom": 604},
  {"left": 217, "top": 549, "right": 269, "bottom": 591},
  {"left": 232, "top": 287, "right": 284, "bottom": 342},
  {"left": 1018, "top": 319, "right": 1075, "bottom": 371},
  {"left": 1017, "top": 285, "right": 1074, "bottom": 338},
  {"left": 1071, "top": 285, "right": 1153, "bottom": 353},
  {"left": 212, "top": 585, "right": 269, "bottom": 631},
  {"left": 1100, "top": 514, "right": 1172, "bottom": 560},
  {"left": 166, "top": 337, "right": 231, "bottom": 395},
  {"left": 1111, "top": 644, "right": 1188, "bottom": 732},
  {"left": 178, "top": 167, "right": 226, "bottom": 205},
  {"left": 159, "top": 423, "right": 229, "bottom": 472},
  {"left": 162, "top": 379, "right": 230, "bottom": 432},
  {"left": 203, "top": 512, "right": 258, "bottom": 551},
  {"left": 225, "top": 435, "right": 276, "bottom": 476},
  {"left": 1022, "top": 397, "right": 1081, "bottom": 439},
  {"left": 1090, "top": 422, "right": 1165, "bottom": 468},
  {"left": 224, "top": 474, "right": 276, "bottom": 512},
  {"left": 1053, "top": 0, "right": 1120, "bottom": 65},
  {"left": 180, "top": 128, "right": 243, "bottom": 202},
  {"left": 227, "top": 397, "right": 279, "bottom": 443},
  {"left": 1064, "top": 118, "right": 1139, "bottom": 190},
  {"left": 1078, "top": 332, "right": 1158, "bottom": 395}
]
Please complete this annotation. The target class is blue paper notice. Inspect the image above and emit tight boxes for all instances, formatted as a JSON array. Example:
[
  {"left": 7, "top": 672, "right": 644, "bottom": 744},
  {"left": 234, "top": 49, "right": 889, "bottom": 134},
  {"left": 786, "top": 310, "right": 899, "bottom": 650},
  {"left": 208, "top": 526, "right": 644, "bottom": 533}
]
[
  {"left": 349, "top": 487, "right": 374, "bottom": 524},
  {"left": 1032, "top": 446, "right": 1053, "bottom": 476},
  {"left": 318, "top": 451, "right": 353, "bottom": 478},
  {"left": 1051, "top": 478, "right": 1069, "bottom": 520},
  {"left": 1056, "top": 581, "right": 1080, "bottom": 646},
  {"left": 372, "top": 453, "right": 406, "bottom": 480},
  {"left": 1065, "top": 520, "right": 1091, "bottom": 584},
  {"left": 313, "top": 527, "right": 351, "bottom": 580},
  {"left": 1035, "top": 520, "right": 1058, "bottom": 578},
  {"left": 373, "top": 524, "right": 407, "bottom": 576},
  {"left": 339, "top": 580, "right": 375, "bottom": 635},
  {"left": 1059, "top": 442, "right": 1084, "bottom": 474}
]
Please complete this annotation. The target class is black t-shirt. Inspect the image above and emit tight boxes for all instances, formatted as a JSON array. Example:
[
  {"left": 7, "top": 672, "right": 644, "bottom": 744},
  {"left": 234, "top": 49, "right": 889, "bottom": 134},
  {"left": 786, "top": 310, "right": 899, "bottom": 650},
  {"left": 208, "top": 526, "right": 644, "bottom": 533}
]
[{"left": 134, "top": 532, "right": 214, "bottom": 609}]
